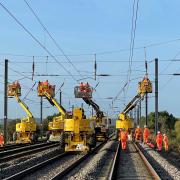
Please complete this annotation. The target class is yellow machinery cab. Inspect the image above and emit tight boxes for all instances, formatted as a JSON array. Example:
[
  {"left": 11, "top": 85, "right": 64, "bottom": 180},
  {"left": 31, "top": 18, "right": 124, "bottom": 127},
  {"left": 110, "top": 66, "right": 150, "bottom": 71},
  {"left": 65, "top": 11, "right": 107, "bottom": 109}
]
[
  {"left": 8, "top": 81, "right": 37, "bottom": 143},
  {"left": 64, "top": 108, "right": 96, "bottom": 152},
  {"left": 37, "top": 81, "right": 65, "bottom": 142}
]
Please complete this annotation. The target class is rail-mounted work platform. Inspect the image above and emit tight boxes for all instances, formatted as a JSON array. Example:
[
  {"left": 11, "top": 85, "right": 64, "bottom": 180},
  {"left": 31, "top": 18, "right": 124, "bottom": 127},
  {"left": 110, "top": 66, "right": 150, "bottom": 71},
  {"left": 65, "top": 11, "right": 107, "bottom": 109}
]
[
  {"left": 37, "top": 81, "right": 55, "bottom": 97},
  {"left": 8, "top": 81, "right": 21, "bottom": 97},
  {"left": 74, "top": 84, "right": 93, "bottom": 98}
]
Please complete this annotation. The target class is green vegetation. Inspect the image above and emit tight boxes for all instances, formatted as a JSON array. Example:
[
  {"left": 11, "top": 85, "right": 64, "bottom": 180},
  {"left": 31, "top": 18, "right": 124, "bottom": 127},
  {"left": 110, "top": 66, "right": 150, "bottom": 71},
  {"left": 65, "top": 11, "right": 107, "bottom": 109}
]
[{"left": 140, "top": 111, "right": 180, "bottom": 153}]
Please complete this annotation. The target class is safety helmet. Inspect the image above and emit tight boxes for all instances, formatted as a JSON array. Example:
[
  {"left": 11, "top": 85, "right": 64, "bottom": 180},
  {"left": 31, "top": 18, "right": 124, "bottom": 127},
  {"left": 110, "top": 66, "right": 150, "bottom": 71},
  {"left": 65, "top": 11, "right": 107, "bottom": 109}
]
[
  {"left": 163, "top": 134, "right": 166, "bottom": 136},
  {"left": 157, "top": 131, "right": 160, "bottom": 134},
  {"left": 137, "top": 125, "right": 140, "bottom": 128}
]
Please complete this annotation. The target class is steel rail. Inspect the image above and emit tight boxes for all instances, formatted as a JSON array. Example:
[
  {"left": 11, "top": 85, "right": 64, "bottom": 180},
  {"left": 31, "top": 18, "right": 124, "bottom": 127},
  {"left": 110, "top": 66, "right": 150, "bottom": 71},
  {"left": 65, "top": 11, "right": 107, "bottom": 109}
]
[
  {"left": 108, "top": 142, "right": 120, "bottom": 180},
  {"left": 0, "top": 142, "right": 59, "bottom": 163},
  {"left": 52, "top": 135, "right": 114, "bottom": 180},
  {"left": 108, "top": 141, "right": 161, "bottom": 180},
  {"left": 0, "top": 142, "right": 55, "bottom": 157},
  {"left": 134, "top": 143, "right": 161, "bottom": 180},
  {"left": 4, "top": 153, "right": 67, "bottom": 180},
  {"left": 0, "top": 140, "right": 47, "bottom": 151}
]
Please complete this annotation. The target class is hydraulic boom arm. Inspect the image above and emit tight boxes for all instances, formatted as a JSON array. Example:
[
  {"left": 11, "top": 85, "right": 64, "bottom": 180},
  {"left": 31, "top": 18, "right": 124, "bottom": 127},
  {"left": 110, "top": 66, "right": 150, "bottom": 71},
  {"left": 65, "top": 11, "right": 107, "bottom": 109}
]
[
  {"left": 15, "top": 95, "right": 33, "bottom": 118},
  {"left": 83, "top": 98, "right": 104, "bottom": 118},
  {"left": 123, "top": 94, "right": 143, "bottom": 114},
  {"left": 44, "top": 91, "right": 66, "bottom": 117}
]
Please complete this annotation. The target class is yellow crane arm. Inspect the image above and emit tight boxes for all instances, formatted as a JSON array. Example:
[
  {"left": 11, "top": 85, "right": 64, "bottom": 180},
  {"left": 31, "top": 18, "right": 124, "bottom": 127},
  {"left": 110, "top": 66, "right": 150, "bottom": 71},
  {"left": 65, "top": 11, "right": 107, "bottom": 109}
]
[
  {"left": 15, "top": 95, "right": 33, "bottom": 118},
  {"left": 123, "top": 94, "right": 144, "bottom": 114},
  {"left": 44, "top": 91, "right": 66, "bottom": 116}
]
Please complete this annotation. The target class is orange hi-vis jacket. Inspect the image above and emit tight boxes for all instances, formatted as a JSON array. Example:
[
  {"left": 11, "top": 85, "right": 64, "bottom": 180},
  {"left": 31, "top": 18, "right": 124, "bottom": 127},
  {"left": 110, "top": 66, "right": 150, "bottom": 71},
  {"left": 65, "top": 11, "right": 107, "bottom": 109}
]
[
  {"left": 135, "top": 128, "right": 142, "bottom": 135},
  {"left": 156, "top": 133, "right": 163, "bottom": 144},
  {"left": 120, "top": 131, "right": 128, "bottom": 142},
  {"left": 143, "top": 128, "right": 150, "bottom": 137},
  {"left": 0, "top": 135, "right": 4, "bottom": 145}
]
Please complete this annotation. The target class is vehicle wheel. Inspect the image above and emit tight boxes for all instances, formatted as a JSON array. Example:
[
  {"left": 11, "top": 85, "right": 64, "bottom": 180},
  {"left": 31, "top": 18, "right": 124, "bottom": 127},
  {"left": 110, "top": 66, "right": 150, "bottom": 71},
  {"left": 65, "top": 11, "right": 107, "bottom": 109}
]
[
  {"left": 115, "top": 129, "right": 119, "bottom": 140},
  {"left": 59, "top": 132, "right": 65, "bottom": 149},
  {"left": 89, "top": 134, "right": 96, "bottom": 148},
  {"left": 46, "top": 131, "right": 50, "bottom": 141},
  {"left": 13, "top": 132, "right": 17, "bottom": 141},
  {"left": 31, "top": 133, "right": 38, "bottom": 143}
]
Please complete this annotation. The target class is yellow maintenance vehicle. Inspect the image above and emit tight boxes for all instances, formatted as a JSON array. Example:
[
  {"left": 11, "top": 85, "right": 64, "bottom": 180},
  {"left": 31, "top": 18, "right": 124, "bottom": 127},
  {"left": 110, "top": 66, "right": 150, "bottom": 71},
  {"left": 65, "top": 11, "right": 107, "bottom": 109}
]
[
  {"left": 8, "top": 81, "right": 37, "bottom": 143},
  {"left": 115, "top": 76, "right": 152, "bottom": 139},
  {"left": 64, "top": 107, "right": 96, "bottom": 152},
  {"left": 37, "top": 81, "right": 66, "bottom": 142},
  {"left": 74, "top": 83, "right": 110, "bottom": 141}
]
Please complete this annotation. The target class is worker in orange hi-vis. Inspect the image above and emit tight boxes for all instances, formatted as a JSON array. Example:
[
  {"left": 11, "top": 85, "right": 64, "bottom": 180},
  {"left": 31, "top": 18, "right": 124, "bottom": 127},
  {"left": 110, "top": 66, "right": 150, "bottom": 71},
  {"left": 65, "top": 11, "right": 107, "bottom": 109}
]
[
  {"left": 143, "top": 125, "right": 150, "bottom": 144},
  {"left": 86, "top": 82, "right": 91, "bottom": 93},
  {"left": 156, "top": 131, "right": 163, "bottom": 151},
  {"left": 163, "top": 134, "right": 169, "bottom": 151},
  {"left": 120, "top": 129, "right": 128, "bottom": 150},
  {"left": 135, "top": 125, "right": 142, "bottom": 141},
  {"left": 0, "top": 132, "right": 4, "bottom": 147}
]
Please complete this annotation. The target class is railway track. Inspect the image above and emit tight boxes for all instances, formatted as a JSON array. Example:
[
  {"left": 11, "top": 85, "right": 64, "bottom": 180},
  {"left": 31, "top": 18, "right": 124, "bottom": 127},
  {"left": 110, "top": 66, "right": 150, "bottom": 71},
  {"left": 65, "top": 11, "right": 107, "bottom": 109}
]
[
  {"left": 4, "top": 136, "right": 114, "bottom": 180},
  {"left": 0, "top": 140, "right": 47, "bottom": 152},
  {"left": 0, "top": 142, "right": 59, "bottom": 163},
  {"left": 108, "top": 141, "right": 160, "bottom": 180}
]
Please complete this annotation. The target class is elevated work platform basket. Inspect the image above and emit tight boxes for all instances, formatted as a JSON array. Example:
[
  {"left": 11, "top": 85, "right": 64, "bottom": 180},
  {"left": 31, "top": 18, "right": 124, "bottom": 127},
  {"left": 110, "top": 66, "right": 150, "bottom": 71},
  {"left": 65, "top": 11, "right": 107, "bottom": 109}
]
[
  {"left": 8, "top": 81, "right": 21, "bottom": 97},
  {"left": 138, "top": 77, "right": 152, "bottom": 94},
  {"left": 37, "top": 81, "right": 55, "bottom": 97},
  {"left": 74, "top": 86, "right": 93, "bottom": 98}
]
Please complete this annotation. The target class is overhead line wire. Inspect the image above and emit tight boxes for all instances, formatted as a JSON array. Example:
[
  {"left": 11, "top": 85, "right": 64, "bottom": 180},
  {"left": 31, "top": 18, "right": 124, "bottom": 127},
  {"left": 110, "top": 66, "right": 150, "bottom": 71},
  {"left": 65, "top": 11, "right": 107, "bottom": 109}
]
[
  {"left": 24, "top": 0, "right": 83, "bottom": 78},
  {"left": 0, "top": 1, "right": 77, "bottom": 82}
]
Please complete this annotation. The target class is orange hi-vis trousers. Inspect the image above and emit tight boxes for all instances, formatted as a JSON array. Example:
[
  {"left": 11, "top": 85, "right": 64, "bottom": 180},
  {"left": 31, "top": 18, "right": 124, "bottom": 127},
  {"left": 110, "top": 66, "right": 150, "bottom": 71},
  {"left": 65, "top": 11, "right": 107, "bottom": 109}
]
[
  {"left": 0, "top": 135, "right": 4, "bottom": 147},
  {"left": 121, "top": 140, "right": 127, "bottom": 150},
  {"left": 164, "top": 142, "right": 169, "bottom": 151},
  {"left": 143, "top": 135, "right": 149, "bottom": 144},
  {"left": 163, "top": 136, "right": 169, "bottom": 151}
]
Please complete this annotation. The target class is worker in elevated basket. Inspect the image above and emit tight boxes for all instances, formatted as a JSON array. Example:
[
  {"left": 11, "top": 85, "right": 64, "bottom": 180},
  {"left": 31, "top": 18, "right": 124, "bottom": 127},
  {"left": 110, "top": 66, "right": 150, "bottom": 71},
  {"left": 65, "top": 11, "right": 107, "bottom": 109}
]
[
  {"left": 143, "top": 125, "right": 150, "bottom": 144},
  {"left": 79, "top": 82, "right": 84, "bottom": 92},
  {"left": 0, "top": 132, "right": 4, "bottom": 147},
  {"left": 119, "top": 129, "right": 128, "bottom": 150},
  {"left": 156, "top": 131, "right": 163, "bottom": 151},
  {"left": 163, "top": 134, "right": 169, "bottom": 152}
]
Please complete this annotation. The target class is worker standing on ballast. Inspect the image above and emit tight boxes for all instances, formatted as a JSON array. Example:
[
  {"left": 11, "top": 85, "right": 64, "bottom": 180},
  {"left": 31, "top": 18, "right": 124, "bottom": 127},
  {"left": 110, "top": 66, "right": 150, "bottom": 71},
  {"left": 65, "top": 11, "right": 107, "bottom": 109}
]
[
  {"left": 134, "top": 125, "right": 142, "bottom": 141},
  {"left": 163, "top": 134, "right": 169, "bottom": 151},
  {"left": 156, "top": 131, "right": 163, "bottom": 151},
  {"left": 119, "top": 129, "right": 128, "bottom": 150},
  {"left": 0, "top": 132, "right": 4, "bottom": 147},
  {"left": 143, "top": 125, "right": 150, "bottom": 144}
]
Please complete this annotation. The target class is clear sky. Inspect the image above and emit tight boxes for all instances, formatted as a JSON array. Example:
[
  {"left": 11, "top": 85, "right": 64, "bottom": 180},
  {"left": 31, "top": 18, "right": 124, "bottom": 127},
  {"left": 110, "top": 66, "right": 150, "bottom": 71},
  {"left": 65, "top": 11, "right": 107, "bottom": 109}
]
[{"left": 0, "top": 0, "right": 180, "bottom": 121}]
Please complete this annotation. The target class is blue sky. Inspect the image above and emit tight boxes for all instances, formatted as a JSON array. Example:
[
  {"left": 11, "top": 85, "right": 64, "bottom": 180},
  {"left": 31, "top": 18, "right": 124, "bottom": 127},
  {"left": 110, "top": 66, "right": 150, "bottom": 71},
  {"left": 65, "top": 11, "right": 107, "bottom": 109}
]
[{"left": 0, "top": 0, "right": 180, "bottom": 120}]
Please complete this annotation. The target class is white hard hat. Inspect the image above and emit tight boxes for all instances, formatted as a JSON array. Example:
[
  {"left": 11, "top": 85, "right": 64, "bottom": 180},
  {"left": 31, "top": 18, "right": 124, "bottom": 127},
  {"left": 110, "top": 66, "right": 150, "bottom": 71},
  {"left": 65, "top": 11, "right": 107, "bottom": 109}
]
[
  {"left": 157, "top": 131, "right": 160, "bottom": 134},
  {"left": 144, "top": 125, "right": 147, "bottom": 128},
  {"left": 137, "top": 125, "right": 140, "bottom": 128},
  {"left": 163, "top": 134, "right": 166, "bottom": 136}
]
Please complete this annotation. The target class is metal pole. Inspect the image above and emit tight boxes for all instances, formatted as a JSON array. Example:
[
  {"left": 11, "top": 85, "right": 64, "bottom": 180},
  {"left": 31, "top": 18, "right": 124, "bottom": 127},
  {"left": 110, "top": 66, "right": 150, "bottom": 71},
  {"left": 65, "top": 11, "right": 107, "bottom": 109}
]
[
  {"left": 137, "top": 105, "right": 139, "bottom": 126},
  {"left": 134, "top": 107, "right": 137, "bottom": 125},
  {"left": 145, "top": 93, "right": 148, "bottom": 126},
  {"left": 155, "top": 58, "right": 158, "bottom": 134},
  {"left": 139, "top": 100, "right": 141, "bottom": 127},
  {"left": 59, "top": 90, "right": 62, "bottom": 106},
  {"left": 4, "top": 59, "right": 8, "bottom": 144},
  {"left": 94, "top": 54, "right": 97, "bottom": 80},
  {"left": 40, "top": 96, "right": 43, "bottom": 140}
]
